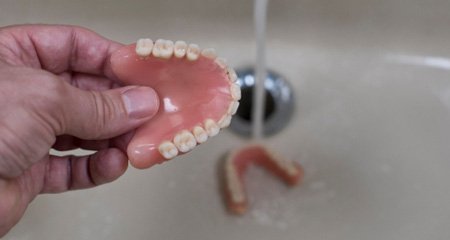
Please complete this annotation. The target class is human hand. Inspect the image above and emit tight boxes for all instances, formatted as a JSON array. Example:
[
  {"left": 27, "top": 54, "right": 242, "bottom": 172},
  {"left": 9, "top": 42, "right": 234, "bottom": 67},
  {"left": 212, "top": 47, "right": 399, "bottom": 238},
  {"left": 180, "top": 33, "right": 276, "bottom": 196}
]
[{"left": 0, "top": 25, "right": 159, "bottom": 236}]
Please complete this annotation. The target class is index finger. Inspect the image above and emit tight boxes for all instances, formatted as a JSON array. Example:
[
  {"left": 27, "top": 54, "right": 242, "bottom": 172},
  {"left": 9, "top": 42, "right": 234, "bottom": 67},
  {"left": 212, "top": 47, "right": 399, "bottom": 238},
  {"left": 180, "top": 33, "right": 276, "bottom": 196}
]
[{"left": 0, "top": 24, "right": 122, "bottom": 80}]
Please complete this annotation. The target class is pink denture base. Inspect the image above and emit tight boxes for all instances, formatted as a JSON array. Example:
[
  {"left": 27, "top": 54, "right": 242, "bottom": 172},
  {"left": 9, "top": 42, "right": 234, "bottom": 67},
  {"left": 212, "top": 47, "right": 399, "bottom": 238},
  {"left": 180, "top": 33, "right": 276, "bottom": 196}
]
[
  {"left": 224, "top": 145, "right": 304, "bottom": 214},
  {"left": 111, "top": 44, "right": 232, "bottom": 168}
]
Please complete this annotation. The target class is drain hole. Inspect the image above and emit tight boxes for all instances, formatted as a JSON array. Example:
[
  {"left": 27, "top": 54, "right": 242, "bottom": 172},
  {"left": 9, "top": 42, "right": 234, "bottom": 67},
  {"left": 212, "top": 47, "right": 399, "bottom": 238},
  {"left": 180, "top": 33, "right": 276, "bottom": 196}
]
[
  {"left": 236, "top": 87, "right": 275, "bottom": 122},
  {"left": 229, "top": 68, "right": 294, "bottom": 137}
]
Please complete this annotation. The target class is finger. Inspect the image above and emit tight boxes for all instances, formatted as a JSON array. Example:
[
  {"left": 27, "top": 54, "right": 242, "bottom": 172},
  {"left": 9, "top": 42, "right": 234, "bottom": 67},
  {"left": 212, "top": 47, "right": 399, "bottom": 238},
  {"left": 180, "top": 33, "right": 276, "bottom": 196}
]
[
  {"left": 1, "top": 24, "right": 122, "bottom": 79},
  {"left": 0, "top": 179, "right": 28, "bottom": 237},
  {"left": 41, "top": 148, "right": 128, "bottom": 193},
  {"left": 55, "top": 82, "right": 159, "bottom": 140},
  {"left": 58, "top": 72, "right": 123, "bottom": 91}
]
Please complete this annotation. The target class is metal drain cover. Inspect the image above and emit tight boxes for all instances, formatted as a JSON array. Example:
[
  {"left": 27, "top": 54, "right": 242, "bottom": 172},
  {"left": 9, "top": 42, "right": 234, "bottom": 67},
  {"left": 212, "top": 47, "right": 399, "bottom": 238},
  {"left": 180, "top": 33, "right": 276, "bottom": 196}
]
[{"left": 230, "top": 68, "right": 295, "bottom": 137}]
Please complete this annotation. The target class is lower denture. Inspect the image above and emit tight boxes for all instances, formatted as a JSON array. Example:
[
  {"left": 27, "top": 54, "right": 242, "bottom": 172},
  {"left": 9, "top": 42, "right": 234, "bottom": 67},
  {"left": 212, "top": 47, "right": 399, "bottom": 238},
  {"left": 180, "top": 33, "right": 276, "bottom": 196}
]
[
  {"left": 224, "top": 144, "right": 304, "bottom": 215},
  {"left": 110, "top": 38, "right": 240, "bottom": 168}
]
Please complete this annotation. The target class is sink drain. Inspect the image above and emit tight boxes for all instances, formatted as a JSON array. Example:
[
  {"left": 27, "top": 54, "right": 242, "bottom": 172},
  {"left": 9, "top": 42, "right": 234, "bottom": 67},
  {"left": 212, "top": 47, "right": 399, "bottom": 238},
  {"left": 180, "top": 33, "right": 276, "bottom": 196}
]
[{"left": 230, "top": 68, "right": 295, "bottom": 137}]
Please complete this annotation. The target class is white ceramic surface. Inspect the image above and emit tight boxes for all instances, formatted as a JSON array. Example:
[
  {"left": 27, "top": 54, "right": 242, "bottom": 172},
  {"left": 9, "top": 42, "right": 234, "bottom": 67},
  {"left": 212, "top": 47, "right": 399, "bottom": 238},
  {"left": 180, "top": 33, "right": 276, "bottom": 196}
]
[{"left": 2, "top": 0, "right": 450, "bottom": 239}]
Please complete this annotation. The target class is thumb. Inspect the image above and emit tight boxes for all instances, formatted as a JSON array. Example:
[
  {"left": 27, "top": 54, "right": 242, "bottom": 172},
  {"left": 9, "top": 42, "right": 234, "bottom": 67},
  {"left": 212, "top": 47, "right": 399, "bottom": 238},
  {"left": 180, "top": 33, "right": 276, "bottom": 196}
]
[{"left": 59, "top": 85, "right": 159, "bottom": 139}]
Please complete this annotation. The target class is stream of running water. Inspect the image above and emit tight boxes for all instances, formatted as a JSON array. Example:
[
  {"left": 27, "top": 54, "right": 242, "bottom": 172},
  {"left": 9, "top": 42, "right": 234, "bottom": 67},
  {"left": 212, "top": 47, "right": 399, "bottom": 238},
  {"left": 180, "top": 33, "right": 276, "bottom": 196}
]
[{"left": 252, "top": 0, "right": 269, "bottom": 139}]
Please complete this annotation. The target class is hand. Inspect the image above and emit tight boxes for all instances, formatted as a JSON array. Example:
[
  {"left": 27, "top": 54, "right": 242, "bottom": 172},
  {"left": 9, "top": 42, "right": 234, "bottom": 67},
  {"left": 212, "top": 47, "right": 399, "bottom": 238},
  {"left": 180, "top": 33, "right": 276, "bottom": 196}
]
[{"left": 0, "top": 24, "right": 159, "bottom": 236}]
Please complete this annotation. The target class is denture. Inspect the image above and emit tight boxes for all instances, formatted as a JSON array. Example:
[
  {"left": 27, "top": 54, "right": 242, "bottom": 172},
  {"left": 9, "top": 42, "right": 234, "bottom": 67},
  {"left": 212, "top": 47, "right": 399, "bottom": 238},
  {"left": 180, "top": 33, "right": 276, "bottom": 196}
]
[
  {"left": 110, "top": 38, "right": 240, "bottom": 168},
  {"left": 224, "top": 144, "right": 304, "bottom": 214}
]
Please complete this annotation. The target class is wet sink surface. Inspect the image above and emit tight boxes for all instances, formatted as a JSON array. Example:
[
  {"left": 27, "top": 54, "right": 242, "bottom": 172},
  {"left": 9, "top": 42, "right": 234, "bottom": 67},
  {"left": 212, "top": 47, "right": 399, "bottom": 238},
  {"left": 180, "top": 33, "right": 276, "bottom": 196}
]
[{"left": 2, "top": 0, "right": 450, "bottom": 239}]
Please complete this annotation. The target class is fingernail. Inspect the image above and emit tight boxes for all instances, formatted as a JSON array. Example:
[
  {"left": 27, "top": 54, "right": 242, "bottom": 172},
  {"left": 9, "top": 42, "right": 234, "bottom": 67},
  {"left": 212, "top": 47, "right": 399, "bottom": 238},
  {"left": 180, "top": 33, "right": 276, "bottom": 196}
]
[{"left": 122, "top": 87, "right": 159, "bottom": 119}]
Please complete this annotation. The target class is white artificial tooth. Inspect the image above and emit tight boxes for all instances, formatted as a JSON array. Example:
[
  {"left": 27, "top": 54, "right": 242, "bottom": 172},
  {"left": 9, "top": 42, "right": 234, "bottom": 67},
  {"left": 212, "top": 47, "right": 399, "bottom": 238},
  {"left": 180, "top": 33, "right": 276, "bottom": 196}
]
[
  {"left": 186, "top": 136, "right": 197, "bottom": 149},
  {"left": 230, "top": 83, "right": 241, "bottom": 100},
  {"left": 201, "top": 48, "right": 217, "bottom": 59},
  {"left": 277, "top": 158, "right": 300, "bottom": 176},
  {"left": 192, "top": 126, "right": 208, "bottom": 143},
  {"left": 218, "top": 115, "right": 232, "bottom": 128},
  {"left": 286, "top": 163, "right": 300, "bottom": 176},
  {"left": 135, "top": 38, "right": 153, "bottom": 58},
  {"left": 152, "top": 39, "right": 165, "bottom": 58},
  {"left": 267, "top": 150, "right": 300, "bottom": 177},
  {"left": 227, "top": 101, "right": 240, "bottom": 115},
  {"left": 204, "top": 119, "right": 220, "bottom": 137},
  {"left": 186, "top": 43, "right": 200, "bottom": 61},
  {"left": 225, "top": 160, "right": 245, "bottom": 202},
  {"left": 159, "top": 40, "right": 174, "bottom": 59},
  {"left": 174, "top": 41, "right": 187, "bottom": 58},
  {"left": 215, "top": 57, "right": 227, "bottom": 69},
  {"left": 173, "top": 130, "right": 197, "bottom": 153},
  {"left": 158, "top": 141, "right": 179, "bottom": 159},
  {"left": 227, "top": 67, "right": 237, "bottom": 82}
]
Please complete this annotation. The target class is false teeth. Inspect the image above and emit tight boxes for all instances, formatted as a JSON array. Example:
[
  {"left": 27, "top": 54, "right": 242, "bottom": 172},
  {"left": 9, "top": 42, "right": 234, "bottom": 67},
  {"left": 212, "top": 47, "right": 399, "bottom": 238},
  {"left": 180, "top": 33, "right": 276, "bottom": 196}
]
[
  {"left": 218, "top": 115, "right": 232, "bottom": 128},
  {"left": 201, "top": 48, "right": 217, "bottom": 59},
  {"left": 135, "top": 38, "right": 153, "bottom": 58},
  {"left": 204, "top": 119, "right": 220, "bottom": 137},
  {"left": 227, "top": 67, "right": 238, "bottom": 82},
  {"left": 159, "top": 40, "right": 174, "bottom": 59},
  {"left": 230, "top": 83, "right": 241, "bottom": 100},
  {"left": 158, "top": 141, "right": 179, "bottom": 159},
  {"left": 227, "top": 101, "right": 240, "bottom": 115},
  {"left": 187, "top": 44, "right": 200, "bottom": 61},
  {"left": 173, "top": 130, "right": 197, "bottom": 153},
  {"left": 174, "top": 41, "right": 188, "bottom": 58},
  {"left": 192, "top": 126, "right": 208, "bottom": 143},
  {"left": 215, "top": 57, "right": 227, "bottom": 69},
  {"left": 116, "top": 38, "right": 240, "bottom": 166}
]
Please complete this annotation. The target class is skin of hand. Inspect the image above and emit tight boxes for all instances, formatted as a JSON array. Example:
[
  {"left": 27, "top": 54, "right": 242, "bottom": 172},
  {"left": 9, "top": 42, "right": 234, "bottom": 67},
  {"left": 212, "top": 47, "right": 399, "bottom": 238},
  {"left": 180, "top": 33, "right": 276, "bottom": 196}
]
[{"left": 0, "top": 24, "right": 160, "bottom": 236}]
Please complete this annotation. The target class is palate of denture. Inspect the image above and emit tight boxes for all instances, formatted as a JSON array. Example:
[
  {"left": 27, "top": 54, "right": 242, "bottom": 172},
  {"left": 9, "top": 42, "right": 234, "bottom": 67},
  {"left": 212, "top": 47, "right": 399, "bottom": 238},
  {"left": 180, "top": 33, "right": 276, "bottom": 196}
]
[
  {"left": 111, "top": 38, "right": 240, "bottom": 168},
  {"left": 223, "top": 144, "right": 304, "bottom": 215}
]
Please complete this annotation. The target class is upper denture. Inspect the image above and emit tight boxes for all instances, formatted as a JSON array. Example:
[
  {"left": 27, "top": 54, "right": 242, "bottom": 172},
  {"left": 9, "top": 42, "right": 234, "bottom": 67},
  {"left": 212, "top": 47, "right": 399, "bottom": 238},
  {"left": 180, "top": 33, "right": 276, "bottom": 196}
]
[{"left": 110, "top": 38, "right": 240, "bottom": 168}]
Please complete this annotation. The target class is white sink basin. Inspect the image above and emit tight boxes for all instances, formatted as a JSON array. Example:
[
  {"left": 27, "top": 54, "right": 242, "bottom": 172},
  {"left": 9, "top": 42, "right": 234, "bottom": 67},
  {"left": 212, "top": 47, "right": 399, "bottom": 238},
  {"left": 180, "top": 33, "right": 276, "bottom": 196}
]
[{"left": 2, "top": 0, "right": 450, "bottom": 239}]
